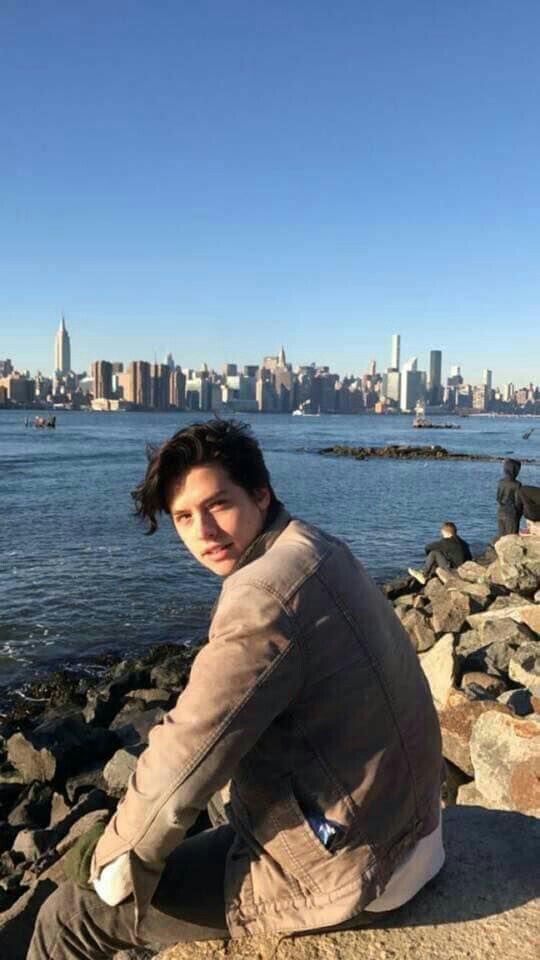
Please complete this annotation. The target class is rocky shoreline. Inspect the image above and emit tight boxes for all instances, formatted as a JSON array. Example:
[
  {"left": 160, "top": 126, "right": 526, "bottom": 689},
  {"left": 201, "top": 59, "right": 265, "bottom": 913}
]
[
  {"left": 319, "top": 442, "right": 540, "bottom": 462},
  {"left": 1, "top": 534, "right": 539, "bottom": 957}
]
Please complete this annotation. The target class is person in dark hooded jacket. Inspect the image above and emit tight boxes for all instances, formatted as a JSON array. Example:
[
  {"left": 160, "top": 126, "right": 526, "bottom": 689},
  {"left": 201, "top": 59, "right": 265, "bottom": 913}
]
[{"left": 496, "top": 459, "right": 523, "bottom": 538}]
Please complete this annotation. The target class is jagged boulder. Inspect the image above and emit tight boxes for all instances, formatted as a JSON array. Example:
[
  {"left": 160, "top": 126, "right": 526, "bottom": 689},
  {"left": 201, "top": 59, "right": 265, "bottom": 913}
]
[
  {"left": 6, "top": 714, "right": 119, "bottom": 784},
  {"left": 430, "top": 590, "right": 474, "bottom": 635},
  {"left": 103, "top": 747, "right": 141, "bottom": 798},
  {"left": 435, "top": 570, "right": 492, "bottom": 608},
  {"left": 456, "top": 560, "right": 493, "bottom": 583},
  {"left": 469, "top": 712, "right": 540, "bottom": 816},
  {"left": 457, "top": 619, "right": 533, "bottom": 677},
  {"left": 110, "top": 705, "right": 166, "bottom": 749},
  {"left": 149, "top": 650, "right": 200, "bottom": 691},
  {"left": 125, "top": 687, "right": 174, "bottom": 709},
  {"left": 7, "top": 783, "right": 53, "bottom": 829},
  {"left": 466, "top": 607, "right": 534, "bottom": 637},
  {"left": 508, "top": 641, "right": 540, "bottom": 695},
  {"left": 419, "top": 633, "right": 456, "bottom": 708},
  {"left": 438, "top": 689, "right": 510, "bottom": 775},
  {"left": 83, "top": 667, "right": 151, "bottom": 726},
  {"left": 400, "top": 608, "right": 436, "bottom": 652},
  {"left": 490, "top": 534, "right": 540, "bottom": 595},
  {"left": 498, "top": 688, "right": 535, "bottom": 716},
  {"left": 461, "top": 671, "right": 506, "bottom": 700},
  {"left": 381, "top": 573, "right": 420, "bottom": 601},
  {"left": 513, "top": 604, "right": 540, "bottom": 634}
]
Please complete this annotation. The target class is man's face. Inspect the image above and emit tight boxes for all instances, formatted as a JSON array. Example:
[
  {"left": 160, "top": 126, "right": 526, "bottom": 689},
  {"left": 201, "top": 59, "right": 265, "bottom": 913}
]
[{"left": 168, "top": 463, "right": 271, "bottom": 576}]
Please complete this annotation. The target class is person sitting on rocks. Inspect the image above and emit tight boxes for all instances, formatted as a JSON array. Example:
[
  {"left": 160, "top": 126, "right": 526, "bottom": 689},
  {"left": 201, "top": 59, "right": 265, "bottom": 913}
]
[
  {"left": 496, "top": 458, "right": 523, "bottom": 539},
  {"left": 409, "top": 520, "right": 472, "bottom": 585},
  {"left": 28, "top": 419, "right": 444, "bottom": 960}
]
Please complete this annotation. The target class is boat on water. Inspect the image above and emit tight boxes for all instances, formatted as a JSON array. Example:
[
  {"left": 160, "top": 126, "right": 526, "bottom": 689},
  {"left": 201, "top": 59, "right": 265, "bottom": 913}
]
[
  {"left": 412, "top": 402, "right": 461, "bottom": 429},
  {"left": 292, "top": 401, "right": 320, "bottom": 417},
  {"left": 523, "top": 427, "right": 535, "bottom": 440}
]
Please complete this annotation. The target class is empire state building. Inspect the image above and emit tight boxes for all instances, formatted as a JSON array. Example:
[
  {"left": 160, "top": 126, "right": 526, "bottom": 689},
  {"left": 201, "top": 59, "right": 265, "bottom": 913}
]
[{"left": 54, "top": 315, "right": 71, "bottom": 376}]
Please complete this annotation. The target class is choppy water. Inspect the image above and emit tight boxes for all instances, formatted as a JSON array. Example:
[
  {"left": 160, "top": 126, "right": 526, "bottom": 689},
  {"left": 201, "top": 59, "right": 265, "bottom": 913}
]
[{"left": 1, "top": 409, "right": 538, "bottom": 697}]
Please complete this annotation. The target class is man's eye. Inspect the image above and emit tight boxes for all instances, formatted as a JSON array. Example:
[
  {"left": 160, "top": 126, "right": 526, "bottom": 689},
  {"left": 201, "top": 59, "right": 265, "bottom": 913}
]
[{"left": 176, "top": 514, "right": 190, "bottom": 524}]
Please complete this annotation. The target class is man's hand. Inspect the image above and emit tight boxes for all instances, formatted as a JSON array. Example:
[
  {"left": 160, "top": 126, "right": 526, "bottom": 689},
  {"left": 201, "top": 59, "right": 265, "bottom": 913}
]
[{"left": 63, "top": 820, "right": 107, "bottom": 889}]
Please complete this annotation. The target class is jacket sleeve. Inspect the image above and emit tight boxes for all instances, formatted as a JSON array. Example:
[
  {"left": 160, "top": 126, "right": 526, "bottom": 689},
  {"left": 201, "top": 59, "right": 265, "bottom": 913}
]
[
  {"left": 424, "top": 539, "right": 442, "bottom": 555},
  {"left": 91, "top": 580, "right": 302, "bottom": 914}
]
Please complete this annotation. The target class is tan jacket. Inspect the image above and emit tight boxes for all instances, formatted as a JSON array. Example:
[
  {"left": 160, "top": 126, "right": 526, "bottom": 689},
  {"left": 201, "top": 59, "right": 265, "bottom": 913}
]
[{"left": 92, "top": 507, "right": 442, "bottom": 936}]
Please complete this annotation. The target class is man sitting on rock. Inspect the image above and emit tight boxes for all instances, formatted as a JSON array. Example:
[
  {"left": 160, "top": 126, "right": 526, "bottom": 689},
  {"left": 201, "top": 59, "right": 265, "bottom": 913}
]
[
  {"left": 28, "top": 419, "right": 444, "bottom": 960},
  {"left": 409, "top": 521, "right": 472, "bottom": 585}
]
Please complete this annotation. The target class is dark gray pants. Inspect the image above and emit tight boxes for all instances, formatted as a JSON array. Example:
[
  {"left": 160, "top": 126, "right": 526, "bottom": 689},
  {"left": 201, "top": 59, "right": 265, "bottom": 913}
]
[
  {"left": 423, "top": 550, "right": 451, "bottom": 579},
  {"left": 27, "top": 825, "right": 233, "bottom": 960},
  {"left": 496, "top": 509, "right": 520, "bottom": 539}
]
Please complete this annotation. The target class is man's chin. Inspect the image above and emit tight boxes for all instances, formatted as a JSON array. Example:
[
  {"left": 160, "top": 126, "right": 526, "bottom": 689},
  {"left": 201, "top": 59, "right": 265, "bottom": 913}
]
[{"left": 201, "top": 553, "right": 237, "bottom": 576}]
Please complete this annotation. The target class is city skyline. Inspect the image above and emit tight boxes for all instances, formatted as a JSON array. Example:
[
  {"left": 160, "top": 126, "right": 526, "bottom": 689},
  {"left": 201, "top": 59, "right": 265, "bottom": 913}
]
[
  {"left": 2, "top": 314, "right": 539, "bottom": 389},
  {"left": 1, "top": 4, "right": 539, "bottom": 386},
  {"left": 2, "top": 324, "right": 537, "bottom": 416}
]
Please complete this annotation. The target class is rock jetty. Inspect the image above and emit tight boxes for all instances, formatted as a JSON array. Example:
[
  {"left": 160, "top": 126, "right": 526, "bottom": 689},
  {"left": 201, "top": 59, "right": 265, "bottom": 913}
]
[
  {"left": 0, "top": 535, "right": 538, "bottom": 959},
  {"left": 319, "top": 442, "right": 539, "bottom": 462}
]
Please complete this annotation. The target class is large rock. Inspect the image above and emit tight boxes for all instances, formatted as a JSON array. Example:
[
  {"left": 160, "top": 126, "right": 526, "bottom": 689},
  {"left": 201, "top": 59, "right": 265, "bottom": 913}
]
[
  {"left": 156, "top": 807, "right": 539, "bottom": 960},
  {"left": 456, "top": 560, "right": 493, "bottom": 583},
  {"left": 150, "top": 651, "right": 198, "bottom": 691},
  {"left": 514, "top": 604, "right": 540, "bottom": 634},
  {"left": 438, "top": 689, "right": 510, "bottom": 775},
  {"left": 125, "top": 687, "right": 174, "bottom": 709},
  {"left": 457, "top": 619, "right": 533, "bottom": 677},
  {"left": 419, "top": 634, "right": 455, "bottom": 708},
  {"left": 460, "top": 672, "right": 506, "bottom": 700},
  {"left": 466, "top": 608, "right": 534, "bottom": 638},
  {"left": 110, "top": 705, "right": 166, "bottom": 749},
  {"left": 431, "top": 590, "right": 473, "bottom": 635},
  {"left": 492, "top": 534, "right": 540, "bottom": 594},
  {"left": 508, "top": 641, "right": 540, "bottom": 695},
  {"left": 103, "top": 746, "right": 142, "bottom": 797},
  {"left": 7, "top": 782, "right": 53, "bottom": 828},
  {"left": 0, "top": 809, "right": 109, "bottom": 960},
  {"left": 498, "top": 688, "right": 534, "bottom": 716},
  {"left": 423, "top": 576, "right": 447, "bottom": 603},
  {"left": 381, "top": 573, "right": 420, "bottom": 602},
  {"left": 435, "top": 569, "right": 492, "bottom": 606},
  {"left": 6, "top": 714, "right": 119, "bottom": 784},
  {"left": 400, "top": 608, "right": 436, "bottom": 652},
  {"left": 470, "top": 712, "right": 540, "bottom": 816},
  {"left": 83, "top": 667, "right": 151, "bottom": 726},
  {"left": 11, "top": 827, "right": 54, "bottom": 862}
]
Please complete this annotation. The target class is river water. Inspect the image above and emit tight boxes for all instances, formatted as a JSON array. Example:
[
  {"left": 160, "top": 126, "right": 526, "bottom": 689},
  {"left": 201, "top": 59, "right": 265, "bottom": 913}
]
[{"left": 1, "top": 410, "right": 538, "bottom": 698}]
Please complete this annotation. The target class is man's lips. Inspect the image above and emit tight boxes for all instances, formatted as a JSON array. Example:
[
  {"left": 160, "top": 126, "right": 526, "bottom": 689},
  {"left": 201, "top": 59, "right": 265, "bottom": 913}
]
[{"left": 202, "top": 543, "right": 234, "bottom": 559}]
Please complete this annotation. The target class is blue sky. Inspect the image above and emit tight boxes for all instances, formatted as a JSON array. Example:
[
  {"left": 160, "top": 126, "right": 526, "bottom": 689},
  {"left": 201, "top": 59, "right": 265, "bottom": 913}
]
[{"left": 1, "top": 0, "right": 539, "bottom": 385}]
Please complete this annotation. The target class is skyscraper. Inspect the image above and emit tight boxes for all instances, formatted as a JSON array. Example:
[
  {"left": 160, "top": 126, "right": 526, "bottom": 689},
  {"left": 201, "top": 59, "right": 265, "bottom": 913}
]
[
  {"left": 482, "top": 369, "right": 493, "bottom": 390},
  {"left": 91, "top": 360, "right": 113, "bottom": 399},
  {"left": 390, "top": 334, "right": 400, "bottom": 371},
  {"left": 54, "top": 315, "right": 71, "bottom": 376},
  {"left": 428, "top": 350, "right": 442, "bottom": 405},
  {"left": 400, "top": 357, "right": 426, "bottom": 411}
]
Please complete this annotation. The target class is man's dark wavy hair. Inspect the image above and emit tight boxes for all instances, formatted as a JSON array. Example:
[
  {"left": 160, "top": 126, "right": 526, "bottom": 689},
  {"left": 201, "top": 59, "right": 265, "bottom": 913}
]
[{"left": 132, "top": 419, "right": 277, "bottom": 534}]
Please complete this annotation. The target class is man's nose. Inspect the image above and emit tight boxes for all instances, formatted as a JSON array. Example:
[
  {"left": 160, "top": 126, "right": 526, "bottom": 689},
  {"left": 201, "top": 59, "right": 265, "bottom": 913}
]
[{"left": 194, "top": 510, "right": 218, "bottom": 540}]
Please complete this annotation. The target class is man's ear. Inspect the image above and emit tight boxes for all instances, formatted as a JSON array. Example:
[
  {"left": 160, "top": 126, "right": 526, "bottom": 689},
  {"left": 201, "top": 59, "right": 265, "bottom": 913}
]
[{"left": 255, "top": 487, "right": 271, "bottom": 511}]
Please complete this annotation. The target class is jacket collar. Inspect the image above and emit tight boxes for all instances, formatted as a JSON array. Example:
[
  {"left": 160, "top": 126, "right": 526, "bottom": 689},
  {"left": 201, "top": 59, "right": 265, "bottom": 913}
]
[{"left": 233, "top": 502, "right": 291, "bottom": 574}]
